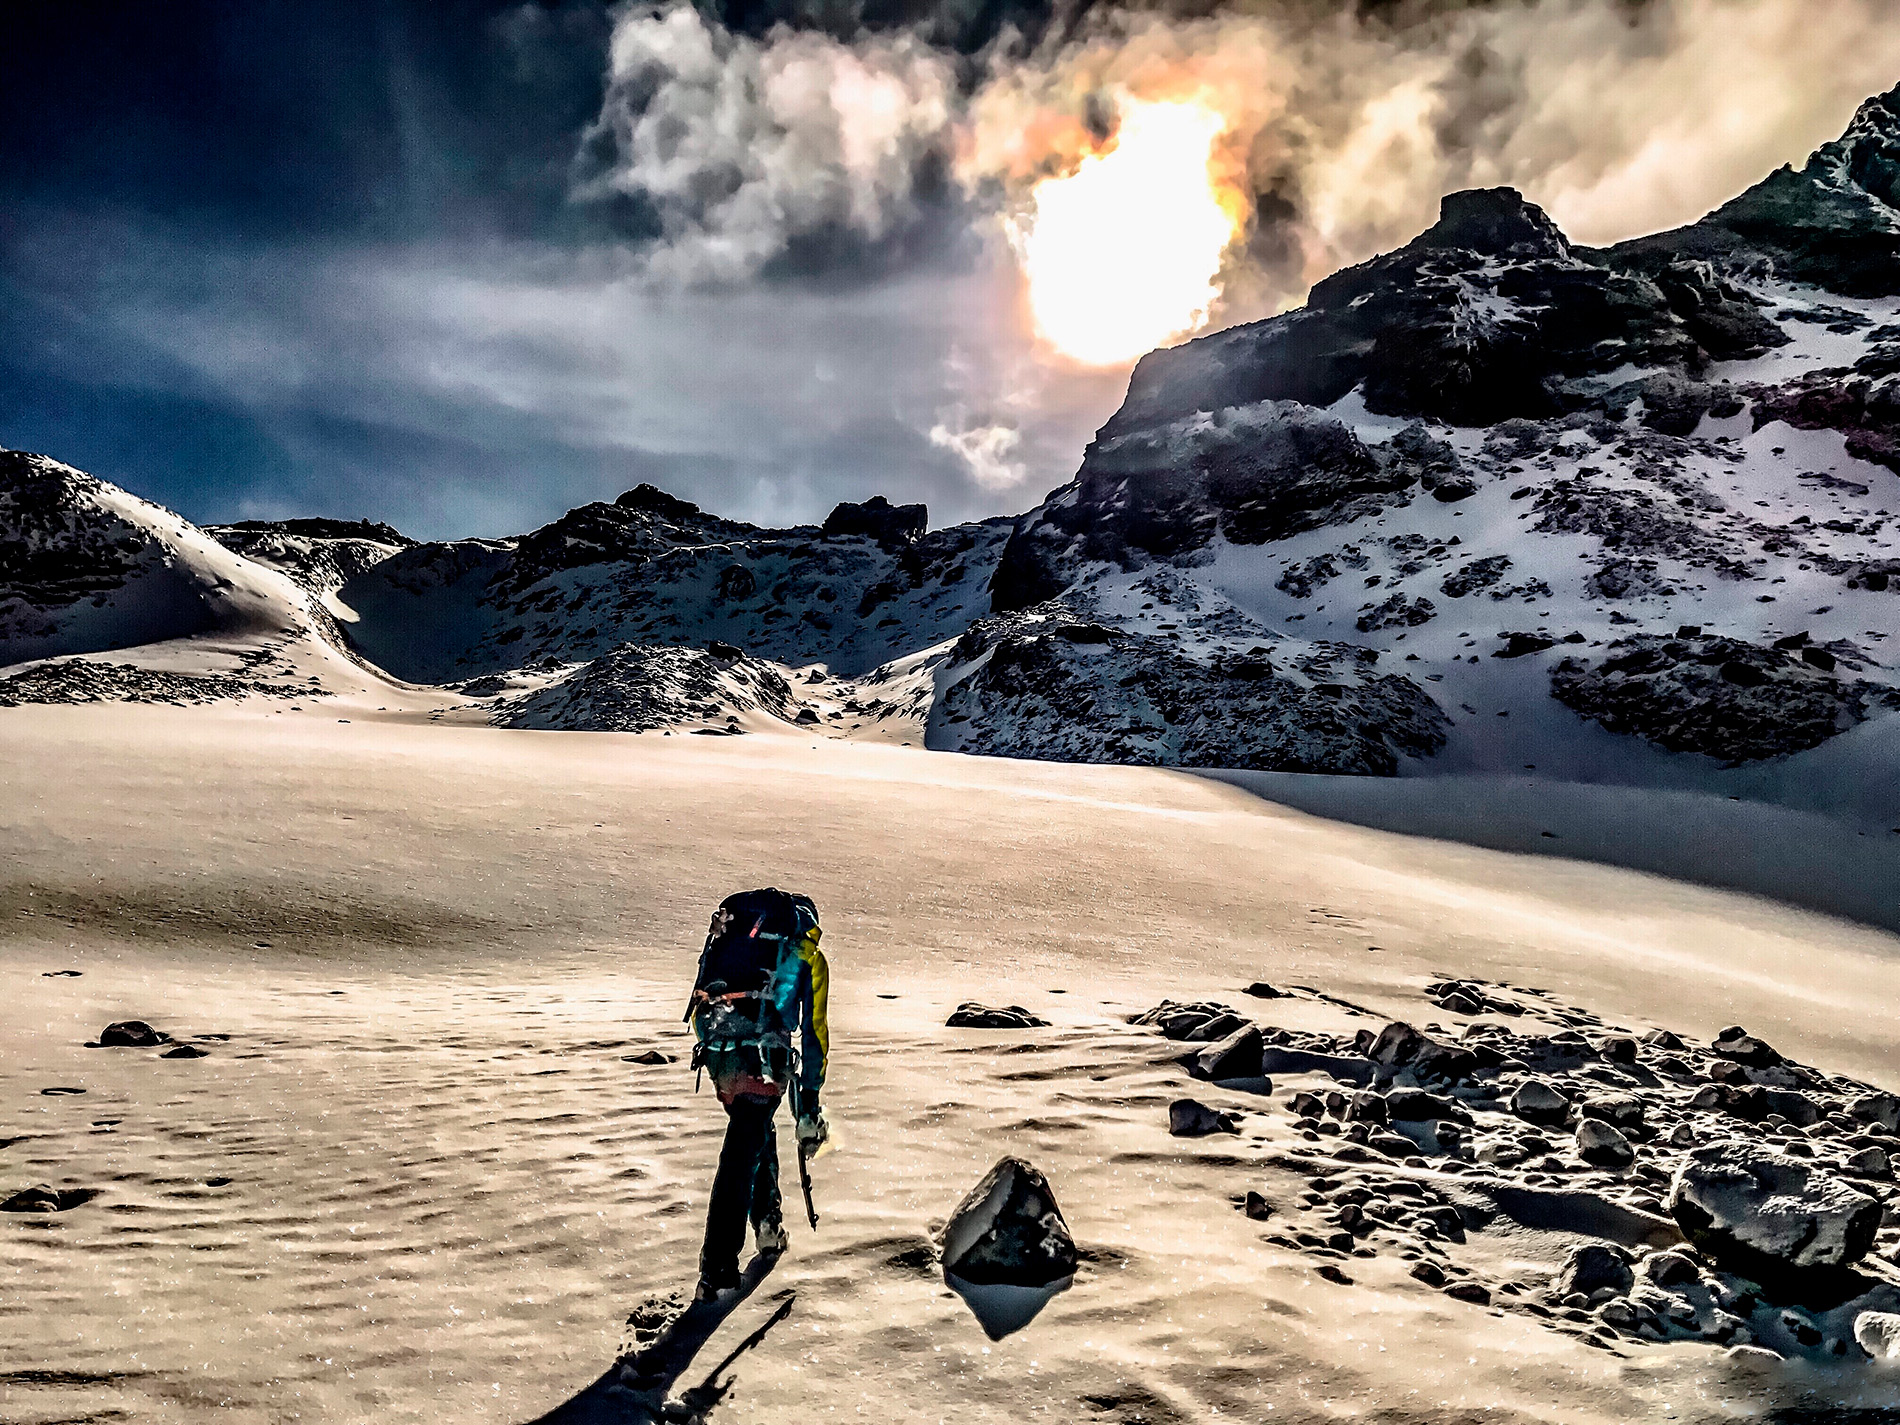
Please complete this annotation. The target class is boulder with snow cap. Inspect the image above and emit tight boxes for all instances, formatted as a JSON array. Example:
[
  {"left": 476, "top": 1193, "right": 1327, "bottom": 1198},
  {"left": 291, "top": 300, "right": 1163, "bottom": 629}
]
[
  {"left": 1667, "top": 1140, "right": 1882, "bottom": 1281},
  {"left": 1510, "top": 1079, "right": 1572, "bottom": 1126}
]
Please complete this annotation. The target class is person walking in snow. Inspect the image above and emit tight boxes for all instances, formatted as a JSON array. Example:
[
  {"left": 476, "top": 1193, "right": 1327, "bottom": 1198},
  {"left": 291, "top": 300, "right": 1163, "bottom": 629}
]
[{"left": 684, "top": 888, "right": 830, "bottom": 1303}]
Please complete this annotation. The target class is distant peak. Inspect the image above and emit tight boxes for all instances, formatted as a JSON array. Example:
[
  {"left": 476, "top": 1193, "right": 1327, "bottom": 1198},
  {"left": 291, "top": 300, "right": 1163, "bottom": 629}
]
[
  {"left": 1416, "top": 188, "right": 1571, "bottom": 260},
  {"left": 613, "top": 483, "right": 703, "bottom": 521}
]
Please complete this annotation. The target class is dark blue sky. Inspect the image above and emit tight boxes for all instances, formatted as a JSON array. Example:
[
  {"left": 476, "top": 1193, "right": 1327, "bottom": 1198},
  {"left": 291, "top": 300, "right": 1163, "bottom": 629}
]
[{"left": 0, "top": 0, "right": 1119, "bottom": 538}]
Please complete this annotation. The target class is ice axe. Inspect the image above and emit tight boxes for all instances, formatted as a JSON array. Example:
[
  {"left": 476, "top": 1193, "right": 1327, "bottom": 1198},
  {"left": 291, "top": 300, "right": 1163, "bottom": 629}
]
[{"left": 789, "top": 1061, "right": 819, "bottom": 1231}]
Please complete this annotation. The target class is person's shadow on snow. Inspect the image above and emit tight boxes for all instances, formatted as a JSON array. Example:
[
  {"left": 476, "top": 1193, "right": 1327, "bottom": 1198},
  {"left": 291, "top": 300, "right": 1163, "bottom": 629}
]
[{"left": 525, "top": 1254, "right": 793, "bottom": 1425}]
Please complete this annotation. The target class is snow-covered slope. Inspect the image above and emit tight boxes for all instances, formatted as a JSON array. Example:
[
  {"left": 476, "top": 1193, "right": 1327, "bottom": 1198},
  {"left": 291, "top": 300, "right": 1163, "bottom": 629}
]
[
  {"left": 0, "top": 451, "right": 318, "bottom": 665},
  {"left": 333, "top": 486, "right": 1011, "bottom": 684},
  {"left": 207, "top": 517, "right": 414, "bottom": 596}
]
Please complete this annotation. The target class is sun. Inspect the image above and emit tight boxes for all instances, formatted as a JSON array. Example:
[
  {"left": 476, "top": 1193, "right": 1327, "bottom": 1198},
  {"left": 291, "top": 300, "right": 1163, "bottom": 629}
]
[{"left": 1011, "top": 99, "right": 1242, "bottom": 368}]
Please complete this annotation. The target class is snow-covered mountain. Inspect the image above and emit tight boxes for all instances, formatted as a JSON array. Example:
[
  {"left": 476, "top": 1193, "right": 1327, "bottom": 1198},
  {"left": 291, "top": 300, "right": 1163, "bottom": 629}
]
[{"left": 3, "top": 84, "right": 1898, "bottom": 795}]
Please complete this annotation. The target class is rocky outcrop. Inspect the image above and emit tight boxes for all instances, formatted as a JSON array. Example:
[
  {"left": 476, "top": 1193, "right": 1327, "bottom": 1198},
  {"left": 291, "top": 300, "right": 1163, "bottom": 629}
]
[
  {"left": 934, "top": 606, "right": 1448, "bottom": 776},
  {"left": 492, "top": 643, "right": 799, "bottom": 733},
  {"left": 1551, "top": 633, "right": 1898, "bottom": 762},
  {"left": 940, "top": 1157, "right": 1078, "bottom": 1288},
  {"left": 991, "top": 402, "right": 1412, "bottom": 612},
  {"left": 1096, "top": 188, "right": 1772, "bottom": 443},
  {"left": 822, "top": 496, "right": 926, "bottom": 545},
  {"left": 208, "top": 517, "right": 411, "bottom": 594},
  {"left": 1608, "top": 84, "right": 1900, "bottom": 298}
]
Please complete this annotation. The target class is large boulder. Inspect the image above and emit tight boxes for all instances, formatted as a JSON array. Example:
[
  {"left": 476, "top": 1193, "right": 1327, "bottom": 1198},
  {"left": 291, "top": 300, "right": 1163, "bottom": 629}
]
[
  {"left": 1194, "top": 1025, "right": 1265, "bottom": 1082},
  {"left": 941, "top": 1157, "right": 1078, "bottom": 1288},
  {"left": 1667, "top": 1141, "right": 1882, "bottom": 1280}
]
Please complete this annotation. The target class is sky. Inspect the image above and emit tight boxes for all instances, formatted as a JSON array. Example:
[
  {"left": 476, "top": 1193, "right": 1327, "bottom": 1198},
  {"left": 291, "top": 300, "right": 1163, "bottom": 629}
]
[{"left": 3, "top": 0, "right": 1898, "bottom": 541}]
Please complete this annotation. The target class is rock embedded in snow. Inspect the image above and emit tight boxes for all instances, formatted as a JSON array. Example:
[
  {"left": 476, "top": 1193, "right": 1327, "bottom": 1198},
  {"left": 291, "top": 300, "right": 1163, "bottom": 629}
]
[
  {"left": 1851, "top": 1094, "right": 1900, "bottom": 1132},
  {"left": 1511, "top": 1080, "right": 1572, "bottom": 1126},
  {"left": 96, "top": 1020, "right": 170, "bottom": 1048},
  {"left": 946, "top": 1003, "right": 1048, "bottom": 1030},
  {"left": 1556, "top": 1244, "right": 1636, "bottom": 1299},
  {"left": 1667, "top": 1141, "right": 1882, "bottom": 1278},
  {"left": 1855, "top": 1311, "right": 1900, "bottom": 1360},
  {"left": 1193, "top": 1024, "right": 1265, "bottom": 1082},
  {"left": 1577, "top": 1119, "right": 1637, "bottom": 1168},
  {"left": 1169, "top": 1099, "right": 1240, "bottom": 1137},
  {"left": 1710, "top": 1026, "right": 1784, "bottom": 1069},
  {"left": 940, "top": 1157, "right": 1078, "bottom": 1289}
]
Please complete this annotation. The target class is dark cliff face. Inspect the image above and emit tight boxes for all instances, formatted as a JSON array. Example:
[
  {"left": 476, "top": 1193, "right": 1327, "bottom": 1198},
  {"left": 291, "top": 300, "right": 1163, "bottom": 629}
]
[{"left": 1098, "top": 187, "right": 1777, "bottom": 442}]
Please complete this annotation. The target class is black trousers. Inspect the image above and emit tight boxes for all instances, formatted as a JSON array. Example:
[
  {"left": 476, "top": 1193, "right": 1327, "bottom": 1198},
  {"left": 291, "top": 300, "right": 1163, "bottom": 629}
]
[{"left": 699, "top": 1092, "right": 782, "bottom": 1283}]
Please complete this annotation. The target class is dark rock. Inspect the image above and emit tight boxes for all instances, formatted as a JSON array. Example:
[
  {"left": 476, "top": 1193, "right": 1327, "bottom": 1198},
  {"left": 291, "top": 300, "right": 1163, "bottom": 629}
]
[
  {"left": 161, "top": 1044, "right": 208, "bottom": 1059},
  {"left": 1169, "top": 1098, "right": 1240, "bottom": 1137},
  {"left": 623, "top": 1049, "right": 672, "bottom": 1066},
  {"left": 1445, "top": 1281, "right": 1492, "bottom": 1306},
  {"left": 1289, "top": 1091, "right": 1328, "bottom": 1119},
  {"left": 947, "top": 1003, "right": 1049, "bottom": 1030},
  {"left": 1411, "top": 1041, "right": 1481, "bottom": 1085},
  {"left": 1409, "top": 1261, "right": 1447, "bottom": 1287},
  {"left": 822, "top": 496, "right": 927, "bottom": 545},
  {"left": 941, "top": 1157, "right": 1078, "bottom": 1288},
  {"left": 1557, "top": 1244, "right": 1635, "bottom": 1298},
  {"left": 1580, "top": 1094, "right": 1645, "bottom": 1131},
  {"left": 1711, "top": 1026, "right": 1784, "bottom": 1068},
  {"left": 1668, "top": 1141, "right": 1881, "bottom": 1280},
  {"left": 1495, "top": 632, "right": 1556, "bottom": 659},
  {"left": 1242, "top": 982, "right": 1287, "bottom": 999},
  {"left": 1385, "top": 1089, "right": 1472, "bottom": 1125},
  {"left": 1599, "top": 1037, "right": 1639, "bottom": 1065},
  {"left": 1194, "top": 1025, "right": 1266, "bottom": 1082},
  {"left": 1577, "top": 1119, "right": 1636, "bottom": 1168},
  {"left": 1510, "top": 1079, "right": 1573, "bottom": 1126},
  {"left": 1368, "top": 1021, "right": 1425, "bottom": 1068},
  {"left": 1346, "top": 1091, "right": 1389, "bottom": 1125},
  {"left": 1851, "top": 1093, "right": 1900, "bottom": 1131},
  {"left": 1184, "top": 1011, "right": 1251, "bottom": 1042},
  {"left": 1243, "top": 1191, "right": 1274, "bottom": 1221},
  {"left": 1, "top": 1185, "right": 92, "bottom": 1212},
  {"left": 1641, "top": 1249, "right": 1699, "bottom": 1288},
  {"left": 97, "top": 1021, "right": 170, "bottom": 1048}
]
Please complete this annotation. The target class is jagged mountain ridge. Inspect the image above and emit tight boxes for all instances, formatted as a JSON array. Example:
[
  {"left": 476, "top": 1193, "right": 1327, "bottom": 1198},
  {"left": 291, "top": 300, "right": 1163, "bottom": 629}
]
[{"left": 4, "top": 85, "right": 1900, "bottom": 797}]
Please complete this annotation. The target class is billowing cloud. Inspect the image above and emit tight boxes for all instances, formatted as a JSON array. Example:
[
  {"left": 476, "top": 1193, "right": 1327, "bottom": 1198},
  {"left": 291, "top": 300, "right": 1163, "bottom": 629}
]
[
  {"left": 575, "top": 4, "right": 958, "bottom": 284},
  {"left": 580, "top": 0, "right": 1900, "bottom": 325}
]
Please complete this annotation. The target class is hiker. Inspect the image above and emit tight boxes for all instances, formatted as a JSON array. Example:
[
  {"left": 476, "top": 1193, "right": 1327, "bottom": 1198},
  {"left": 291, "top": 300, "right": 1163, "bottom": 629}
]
[{"left": 686, "top": 887, "right": 831, "bottom": 1303}]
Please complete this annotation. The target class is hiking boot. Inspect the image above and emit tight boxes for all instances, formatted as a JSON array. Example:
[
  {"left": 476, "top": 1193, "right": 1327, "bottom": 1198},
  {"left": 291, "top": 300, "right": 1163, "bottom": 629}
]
[
  {"left": 693, "top": 1274, "right": 740, "bottom": 1305},
  {"left": 754, "top": 1217, "right": 789, "bottom": 1256}
]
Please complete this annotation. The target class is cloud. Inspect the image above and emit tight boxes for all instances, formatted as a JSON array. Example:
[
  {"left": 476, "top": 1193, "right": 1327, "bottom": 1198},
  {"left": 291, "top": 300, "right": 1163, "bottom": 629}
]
[
  {"left": 929, "top": 413, "right": 1026, "bottom": 489},
  {"left": 575, "top": 4, "right": 958, "bottom": 283}
]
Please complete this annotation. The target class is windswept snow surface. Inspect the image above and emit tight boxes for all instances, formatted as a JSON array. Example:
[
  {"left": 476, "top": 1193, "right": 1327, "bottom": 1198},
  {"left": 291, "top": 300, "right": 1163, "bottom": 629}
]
[{"left": 6, "top": 708, "right": 1900, "bottom": 1424}]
